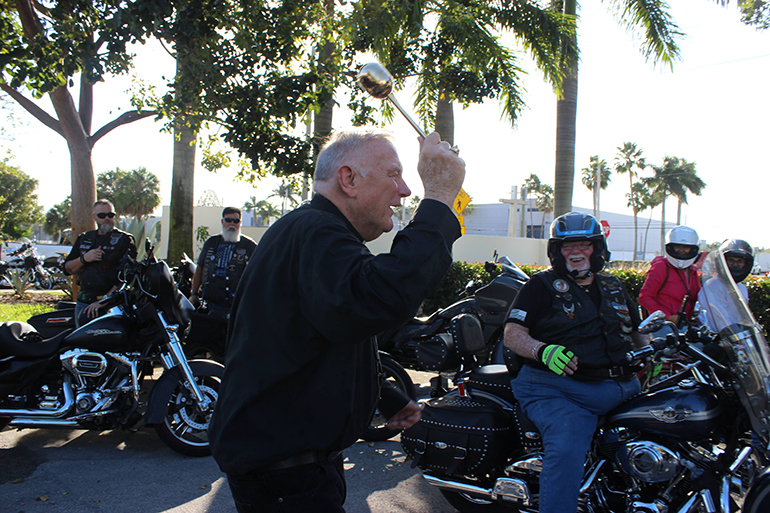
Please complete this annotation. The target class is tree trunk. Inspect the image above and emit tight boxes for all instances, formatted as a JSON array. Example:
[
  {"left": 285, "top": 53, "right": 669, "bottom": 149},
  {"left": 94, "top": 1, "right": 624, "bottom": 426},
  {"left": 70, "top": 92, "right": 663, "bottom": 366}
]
[
  {"left": 168, "top": 122, "right": 196, "bottom": 264},
  {"left": 633, "top": 208, "right": 639, "bottom": 261},
  {"left": 553, "top": 0, "right": 578, "bottom": 218},
  {"left": 630, "top": 174, "right": 637, "bottom": 260},
  {"left": 677, "top": 199, "right": 682, "bottom": 225},
  {"left": 48, "top": 86, "right": 96, "bottom": 239},
  {"left": 554, "top": 74, "right": 578, "bottom": 217},
  {"left": 435, "top": 95, "right": 454, "bottom": 146}
]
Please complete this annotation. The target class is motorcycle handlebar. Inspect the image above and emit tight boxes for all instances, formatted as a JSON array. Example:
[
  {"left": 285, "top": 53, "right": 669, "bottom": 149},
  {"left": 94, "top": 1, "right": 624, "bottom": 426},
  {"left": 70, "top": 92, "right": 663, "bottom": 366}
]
[{"left": 626, "top": 335, "right": 675, "bottom": 363}]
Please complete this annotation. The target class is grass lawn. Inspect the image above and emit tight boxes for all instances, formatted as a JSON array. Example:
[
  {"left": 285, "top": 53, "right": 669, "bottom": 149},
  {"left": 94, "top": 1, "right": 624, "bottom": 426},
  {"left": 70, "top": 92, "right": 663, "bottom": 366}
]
[{"left": 0, "top": 303, "right": 55, "bottom": 323}]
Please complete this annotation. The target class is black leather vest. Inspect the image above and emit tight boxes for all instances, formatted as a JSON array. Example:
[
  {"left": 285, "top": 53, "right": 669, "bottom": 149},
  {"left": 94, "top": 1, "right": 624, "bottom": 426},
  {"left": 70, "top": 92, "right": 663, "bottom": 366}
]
[
  {"left": 532, "top": 270, "right": 634, "bottom": 369},
  {"left": 200, "top": 236, "right": 255, "bottom": 308}
]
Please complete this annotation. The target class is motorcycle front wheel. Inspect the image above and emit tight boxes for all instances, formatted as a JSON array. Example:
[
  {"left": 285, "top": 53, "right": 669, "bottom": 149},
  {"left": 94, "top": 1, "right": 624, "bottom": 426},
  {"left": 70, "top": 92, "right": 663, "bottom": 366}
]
[
  {"left": 35, "top": 271, "right": 53, "bottom": 290},
  {"left": 154, "top": 371, "right": 221, "bottom": 457},
  {"left": 362, "top": 353, "right": 416, "bottom": 442}
]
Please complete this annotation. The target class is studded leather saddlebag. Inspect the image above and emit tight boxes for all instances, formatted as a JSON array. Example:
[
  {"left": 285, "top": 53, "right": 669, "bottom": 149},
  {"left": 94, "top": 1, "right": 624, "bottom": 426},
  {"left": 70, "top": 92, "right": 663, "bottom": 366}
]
[{"left": 401, "top": 395, "right": 514, "bottom": 478}]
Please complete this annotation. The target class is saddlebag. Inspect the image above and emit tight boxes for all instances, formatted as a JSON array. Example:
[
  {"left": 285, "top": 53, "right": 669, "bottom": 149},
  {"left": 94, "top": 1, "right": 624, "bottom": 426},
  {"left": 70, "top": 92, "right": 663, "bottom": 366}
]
[{"left": 401, "top": 395, "right": 514, "bottom": 477}]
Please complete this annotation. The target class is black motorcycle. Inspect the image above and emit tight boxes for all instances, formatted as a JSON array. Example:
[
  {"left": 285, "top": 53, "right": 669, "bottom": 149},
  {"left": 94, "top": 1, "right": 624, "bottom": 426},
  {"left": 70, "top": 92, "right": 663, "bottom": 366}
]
[
  {"left": 0, "top": 241, "right": 223, "bottom": 457},
  {"left": 399, "top": 250, "right": 770, "bottom": 513},
  {"left": 364, "top": 254, "right": 528, "bottom": 442},
  {"left": 0, "top": 242, "right": 55, "bottom": 289}
]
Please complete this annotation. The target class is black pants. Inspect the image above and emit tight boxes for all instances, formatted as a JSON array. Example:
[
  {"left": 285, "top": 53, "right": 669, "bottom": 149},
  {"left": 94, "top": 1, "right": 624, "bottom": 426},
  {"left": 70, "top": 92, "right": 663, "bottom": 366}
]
[{"left": 226, "top": 454, "right": 346, "bottom": 512}]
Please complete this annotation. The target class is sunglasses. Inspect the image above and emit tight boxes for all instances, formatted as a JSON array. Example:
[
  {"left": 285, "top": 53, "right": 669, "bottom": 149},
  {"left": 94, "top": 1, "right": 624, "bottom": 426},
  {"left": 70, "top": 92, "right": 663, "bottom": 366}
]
[
  {"left": 95, "top": 212, "right": 116, "bottom": 219},
  {"left": 223, "top": 217, "right": 241, "bottom": 224}
]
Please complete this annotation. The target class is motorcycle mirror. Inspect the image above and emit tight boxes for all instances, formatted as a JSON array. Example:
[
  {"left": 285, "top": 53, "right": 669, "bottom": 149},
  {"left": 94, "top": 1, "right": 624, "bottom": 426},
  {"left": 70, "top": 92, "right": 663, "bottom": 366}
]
[
  {"left": 638, "top": 310, "right": 667, "bottom": 334},
  {"left": 692, "top": 301, "right": 702, "bottom": 319}
]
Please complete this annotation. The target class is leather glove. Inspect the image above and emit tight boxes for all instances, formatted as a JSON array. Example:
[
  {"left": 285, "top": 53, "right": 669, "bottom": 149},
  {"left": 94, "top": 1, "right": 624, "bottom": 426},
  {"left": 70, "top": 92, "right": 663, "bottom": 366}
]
[{"left": 541, "top": 344, "right": 575, "bottom": 375}]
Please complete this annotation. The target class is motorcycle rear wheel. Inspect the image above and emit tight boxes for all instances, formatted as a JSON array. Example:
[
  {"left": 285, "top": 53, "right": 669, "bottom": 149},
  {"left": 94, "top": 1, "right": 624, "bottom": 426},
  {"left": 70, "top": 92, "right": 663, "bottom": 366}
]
[
  {"left": 362, "top": 354, "right": 416, "bottom": 442},
  {"left": 35, "top": 272, "right": 53, "bottom": 290},
  {"left": 154, "top": 371, "right": 220, "bottom": 457},
  {"left": 440, "top": 490, "right": 519, "bottom": 513}
]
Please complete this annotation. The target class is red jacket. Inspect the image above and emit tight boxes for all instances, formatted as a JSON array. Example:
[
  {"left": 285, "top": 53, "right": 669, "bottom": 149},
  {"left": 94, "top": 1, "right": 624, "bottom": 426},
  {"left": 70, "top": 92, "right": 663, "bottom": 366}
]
[{"left": 639, "top": 256, "right": 701, "bottom": 318}]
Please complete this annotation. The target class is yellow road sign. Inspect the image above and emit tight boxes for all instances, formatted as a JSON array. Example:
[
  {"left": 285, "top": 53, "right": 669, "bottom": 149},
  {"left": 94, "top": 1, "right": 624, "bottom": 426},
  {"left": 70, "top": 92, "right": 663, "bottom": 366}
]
[
  {"left": 454, "top": 188, "right": 470, "bottom": 215},
  {"left": 457, "top": 215, "right": 465, "bottom": 234}
]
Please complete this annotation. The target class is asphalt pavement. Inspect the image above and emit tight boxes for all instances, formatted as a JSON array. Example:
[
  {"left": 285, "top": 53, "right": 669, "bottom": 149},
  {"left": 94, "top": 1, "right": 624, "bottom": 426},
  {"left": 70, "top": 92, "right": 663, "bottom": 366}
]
[{"left": 0, "top": 371, "right": 460, "bottom": 513}]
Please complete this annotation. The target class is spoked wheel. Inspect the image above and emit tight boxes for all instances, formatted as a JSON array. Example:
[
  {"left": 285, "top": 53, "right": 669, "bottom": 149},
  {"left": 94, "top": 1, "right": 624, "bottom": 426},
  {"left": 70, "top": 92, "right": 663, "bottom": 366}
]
[
  {"left": 154, "top": 372, "right": 220, "bottom": 457},
  {"left": 362, "top": 353, "right": 416, "bottom": 442},
  {"left": 440, "top": 490, "right": 518, "bottom": 513},
  {"left": 35, "top": 271, "right": 54, "bottom": 290}
]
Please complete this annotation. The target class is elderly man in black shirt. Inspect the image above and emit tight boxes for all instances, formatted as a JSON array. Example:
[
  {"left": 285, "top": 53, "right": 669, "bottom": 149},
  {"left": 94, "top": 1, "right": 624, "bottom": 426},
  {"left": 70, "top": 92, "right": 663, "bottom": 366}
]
[
  {"left": 209, "top": 129, "right": 465, "bottom": 512},
  {"left": 64, "top": 199, "right": 137, "bottom": 326}
]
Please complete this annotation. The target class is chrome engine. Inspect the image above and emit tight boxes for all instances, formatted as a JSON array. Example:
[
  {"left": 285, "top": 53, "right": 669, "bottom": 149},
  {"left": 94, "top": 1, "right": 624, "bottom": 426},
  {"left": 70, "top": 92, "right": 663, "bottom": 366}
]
[{"left": 616, "top": 441, "right": 681, "bottom": 483}]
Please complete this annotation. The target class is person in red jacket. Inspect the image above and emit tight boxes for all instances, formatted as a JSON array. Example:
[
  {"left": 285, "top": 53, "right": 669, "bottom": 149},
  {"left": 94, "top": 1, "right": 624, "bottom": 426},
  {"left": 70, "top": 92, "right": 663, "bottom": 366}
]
[{"left": 638, "top": 225, "right": 702, "bottom": 325}]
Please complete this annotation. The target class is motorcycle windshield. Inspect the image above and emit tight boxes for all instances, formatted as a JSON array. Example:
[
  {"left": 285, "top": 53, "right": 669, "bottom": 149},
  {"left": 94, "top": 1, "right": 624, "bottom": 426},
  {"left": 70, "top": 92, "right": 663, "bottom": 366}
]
[{"left": 700, "top": 250, "right": 770, "bottom": 441}]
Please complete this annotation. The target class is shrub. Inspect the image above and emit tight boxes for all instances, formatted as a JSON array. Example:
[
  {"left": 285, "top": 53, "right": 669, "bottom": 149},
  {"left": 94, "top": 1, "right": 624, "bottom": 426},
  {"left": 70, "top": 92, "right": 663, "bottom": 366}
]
[{"left": 424, "top": 263, "right": 769, "bottom": 334}]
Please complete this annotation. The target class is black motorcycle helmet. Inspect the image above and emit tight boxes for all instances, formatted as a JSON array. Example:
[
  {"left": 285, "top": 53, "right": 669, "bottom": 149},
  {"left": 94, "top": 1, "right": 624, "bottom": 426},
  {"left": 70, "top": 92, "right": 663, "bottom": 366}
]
[
  {"left": 719, "top": 239, "right": 754, "bottom": 283},
  {"left": 547, "top": 212, "right": 611, "bottom": 279}
]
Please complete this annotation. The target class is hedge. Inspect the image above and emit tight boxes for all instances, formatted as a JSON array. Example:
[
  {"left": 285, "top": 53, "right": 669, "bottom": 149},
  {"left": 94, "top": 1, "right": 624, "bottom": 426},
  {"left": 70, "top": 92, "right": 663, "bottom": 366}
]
[{"left": 422, "top": 261, "right": 770, "bottom": 334}]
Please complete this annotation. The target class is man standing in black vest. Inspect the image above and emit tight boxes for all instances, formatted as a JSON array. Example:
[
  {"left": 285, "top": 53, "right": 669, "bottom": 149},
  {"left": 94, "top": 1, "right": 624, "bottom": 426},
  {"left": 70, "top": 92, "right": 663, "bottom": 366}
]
[
  {"left": 503, "top": 212, "right": 650, "bottom": 513},
  {"left": 64, "top": 199, "right": 137, "bottom": 327},
  {"left": 190, "top": 207, "right": 257, "bottom": 314}
]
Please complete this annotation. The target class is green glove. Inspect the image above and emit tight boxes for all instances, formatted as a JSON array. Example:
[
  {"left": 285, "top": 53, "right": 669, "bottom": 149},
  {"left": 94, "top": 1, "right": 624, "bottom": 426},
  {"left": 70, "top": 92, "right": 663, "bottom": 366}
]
[
  {"left": 541, "top": 344, "right": 575, "bottom": 375},
  {"left": 645, "top": 361, "right": 663, "bottom": 378}
]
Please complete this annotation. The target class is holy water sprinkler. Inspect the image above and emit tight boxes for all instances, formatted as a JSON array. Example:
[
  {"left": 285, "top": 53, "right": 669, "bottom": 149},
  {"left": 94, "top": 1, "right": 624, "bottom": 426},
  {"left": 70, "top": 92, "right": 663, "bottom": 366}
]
[{"left": 356, "top": 62, "right": 428, "bottom": 139}]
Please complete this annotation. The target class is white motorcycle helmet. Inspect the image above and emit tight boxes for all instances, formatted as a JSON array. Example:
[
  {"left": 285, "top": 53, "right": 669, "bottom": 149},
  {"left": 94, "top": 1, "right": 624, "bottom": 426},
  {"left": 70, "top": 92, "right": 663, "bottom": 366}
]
[{"left": 664, "top": 225, "right": 700, "bottom": 269}]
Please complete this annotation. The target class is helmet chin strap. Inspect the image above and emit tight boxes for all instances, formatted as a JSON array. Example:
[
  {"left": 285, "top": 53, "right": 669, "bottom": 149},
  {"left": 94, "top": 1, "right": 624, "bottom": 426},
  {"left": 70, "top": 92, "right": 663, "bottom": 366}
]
[{"left": 568, "top": 268, "right": 592, "bottom": 280}]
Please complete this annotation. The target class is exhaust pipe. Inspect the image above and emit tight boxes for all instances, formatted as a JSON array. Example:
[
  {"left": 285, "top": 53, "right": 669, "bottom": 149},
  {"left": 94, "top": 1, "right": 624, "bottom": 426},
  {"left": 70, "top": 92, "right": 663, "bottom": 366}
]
[
  {"left": 423, "top": 473, "right": 495, "bottom": 499},
  {"left": 9, "top": 418, "right": 81, "bottom": 428}
]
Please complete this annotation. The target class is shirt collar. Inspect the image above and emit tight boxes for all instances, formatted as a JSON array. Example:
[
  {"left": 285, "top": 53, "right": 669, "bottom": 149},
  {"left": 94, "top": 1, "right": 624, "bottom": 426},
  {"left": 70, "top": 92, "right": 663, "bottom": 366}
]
[{"left": 309, "top": 194, "right": 364, "bottom": 242}]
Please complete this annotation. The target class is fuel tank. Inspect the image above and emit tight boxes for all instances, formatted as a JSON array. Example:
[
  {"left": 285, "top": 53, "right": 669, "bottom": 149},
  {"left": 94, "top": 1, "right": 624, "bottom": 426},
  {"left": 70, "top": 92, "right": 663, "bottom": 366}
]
[
  {"left": 62, "top": 313, "right": 138, "bottom": 353},
  {"left": 607, "top": 380, "right": 722, "bottom": 441}
]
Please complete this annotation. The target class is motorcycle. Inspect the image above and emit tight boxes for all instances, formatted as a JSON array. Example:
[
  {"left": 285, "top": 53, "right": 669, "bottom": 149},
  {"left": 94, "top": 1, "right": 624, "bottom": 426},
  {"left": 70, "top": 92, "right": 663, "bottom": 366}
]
[
  {"left": 400, "top": 250, "right": 770, "bottom": 513},
  {"left": 364, "top": 254, "right": 528, "bottom": 442},
  {"left": 0, "top": 241, "right": 224, "bottom": 457},
  {"left": 0, "top": 242, "right": 56, "bottom": 289}
]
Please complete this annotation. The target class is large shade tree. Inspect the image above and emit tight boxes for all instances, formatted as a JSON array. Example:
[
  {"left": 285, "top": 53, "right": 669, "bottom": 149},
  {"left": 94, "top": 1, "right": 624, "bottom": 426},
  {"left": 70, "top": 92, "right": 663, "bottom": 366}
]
[
  {"left": 0, "top": 1, "right": 167, "bottom": 239},
  {"left": 0, "top": 160, "right": 43, "bottom": 239},
  {"left": 551, "top": 0, "right": 682, "bottom": 217}
]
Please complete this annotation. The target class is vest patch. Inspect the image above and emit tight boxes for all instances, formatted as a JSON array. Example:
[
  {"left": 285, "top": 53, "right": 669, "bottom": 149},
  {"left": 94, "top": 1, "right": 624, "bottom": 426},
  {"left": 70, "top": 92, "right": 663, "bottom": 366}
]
[{"left": 553, "top": 279, "right": 570, "bottom": 293}]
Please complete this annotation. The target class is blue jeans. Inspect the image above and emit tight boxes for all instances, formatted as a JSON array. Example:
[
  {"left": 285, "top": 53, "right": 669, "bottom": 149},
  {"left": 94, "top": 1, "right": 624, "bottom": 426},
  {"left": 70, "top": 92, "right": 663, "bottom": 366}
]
[{"left": 511, "top": 365, "right": 640, "bottom": 513}]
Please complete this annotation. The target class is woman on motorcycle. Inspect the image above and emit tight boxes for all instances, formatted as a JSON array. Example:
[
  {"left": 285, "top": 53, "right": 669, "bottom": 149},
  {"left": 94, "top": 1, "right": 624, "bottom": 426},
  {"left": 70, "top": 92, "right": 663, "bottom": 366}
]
[{"left": 638, "top": 225, "right": 702, "bottom": 326}]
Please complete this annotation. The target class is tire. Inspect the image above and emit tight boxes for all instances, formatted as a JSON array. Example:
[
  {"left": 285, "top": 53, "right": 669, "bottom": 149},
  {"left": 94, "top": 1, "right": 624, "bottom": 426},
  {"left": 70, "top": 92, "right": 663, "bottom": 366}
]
[
  {"left": 362, "top": 353, "right": 416, "bottom": 442},
  {"left": 440, "top": 490, "right": 518, "bottom": 513},
  {"left": 153, "top": 370, "right": 221, "bottom": 457},
  {"left": 35, "top": 271, "right": 53, "bottom": 290}
]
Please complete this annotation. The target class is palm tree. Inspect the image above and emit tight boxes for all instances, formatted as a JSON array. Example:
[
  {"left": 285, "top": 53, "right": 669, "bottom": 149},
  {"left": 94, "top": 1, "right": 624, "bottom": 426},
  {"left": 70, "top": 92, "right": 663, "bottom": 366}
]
[
  {"left": 645, "top": 156, "right": 706, "bottom": 253},
  {"left": 252, "top": 200, "right": 281, "bottom": 226},
  {"left": 114, "top": 167, "right": 162, "bottom": 218},
  {"left": 268, "top": 180, "right": 300, "bottom": 216},
  {"left": 580, "top": 156, "right": 611, "bottom": 219},
  {"left": 614, "top": 142, "right": 646, "bottom": 259},
  {"left": 552, "top": 1, "right": 682, "bottom": 217},
  {"left": 351, "top": 0, "right": 576, "bottom": 146},
  {"left": 536, "top": 183, "right": 554, "bottom": 239},
  {"left": 523, "top": 174, "right": 542, "bottom": 238},
  {"left": 242, "top": 196, "right": 259, "bottom": 226}
]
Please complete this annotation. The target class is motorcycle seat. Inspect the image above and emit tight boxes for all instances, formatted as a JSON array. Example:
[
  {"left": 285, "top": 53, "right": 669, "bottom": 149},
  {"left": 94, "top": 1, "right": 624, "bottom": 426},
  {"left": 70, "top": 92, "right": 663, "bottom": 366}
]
[
  {"left": 0, "top": 321, "right": 68, "bottom": 359},
  {"left": 466, "top": 364, "right": 516, "bottom": 404}
]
